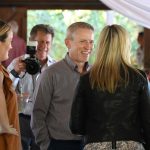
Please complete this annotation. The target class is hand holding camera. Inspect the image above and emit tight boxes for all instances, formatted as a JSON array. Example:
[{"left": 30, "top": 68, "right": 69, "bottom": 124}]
[
  {"left": 12, "top": 41, "right": 41, "bottom": 76},
  {"left": 13, "top": 57, "right": 26, "bottom": 75},
  {"left": 22, "top": 41, "right": 41, "bottom": 75}
]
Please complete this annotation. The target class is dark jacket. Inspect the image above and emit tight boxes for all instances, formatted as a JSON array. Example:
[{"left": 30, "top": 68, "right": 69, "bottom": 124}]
[{"left": 70, "top": 69, "right": 150, "bottom": 149}]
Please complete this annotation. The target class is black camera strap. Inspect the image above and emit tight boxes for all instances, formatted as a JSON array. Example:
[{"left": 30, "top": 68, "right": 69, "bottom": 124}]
[{"left": 10, "top": 69, "right": 27, "bottom": 79}]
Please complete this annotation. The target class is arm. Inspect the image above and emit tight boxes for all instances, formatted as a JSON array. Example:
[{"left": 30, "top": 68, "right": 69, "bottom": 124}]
[
  {"left": 0, "top": 71, "right": 18, "bottom": 136},
  {"left": 31, "top": 70, "right": 54, "bottom": 150},
  {"left": 7, "top": 56, "right": 26, "bottom": 89},
  {"left": 70, "top": 76, "right": 86, "bottom": 135},
  {"left": 140, "top": 75, "right": 150, "bottom": 149}
]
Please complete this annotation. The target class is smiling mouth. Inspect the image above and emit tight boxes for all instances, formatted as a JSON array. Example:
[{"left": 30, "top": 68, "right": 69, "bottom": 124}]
[{"left": 81, "top": 51, "right": 91, "bottom": 55}]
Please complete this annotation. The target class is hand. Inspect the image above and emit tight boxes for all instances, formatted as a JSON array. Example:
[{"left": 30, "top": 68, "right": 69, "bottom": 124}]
[
  {"left": 14, "top": 58, "right": 26, "bottom": 74},
  {"left": 0, "top": 125, "right": 18, "bottom": 136}
]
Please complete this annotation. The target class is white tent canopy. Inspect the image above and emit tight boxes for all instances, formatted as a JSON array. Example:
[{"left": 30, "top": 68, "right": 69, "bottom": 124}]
[{"left": 100, "top": 0, "right": 150, "bottom": 29}]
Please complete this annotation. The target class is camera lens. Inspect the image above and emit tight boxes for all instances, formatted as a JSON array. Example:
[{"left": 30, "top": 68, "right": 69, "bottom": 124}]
[{"left": 24, "top": 58, "right": 41, "bottom": 75}]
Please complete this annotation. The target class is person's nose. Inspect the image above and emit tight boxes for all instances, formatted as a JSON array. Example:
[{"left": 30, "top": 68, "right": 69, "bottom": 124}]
[{"left": 40, "top": 42, "right": 48, "bottom": 51}]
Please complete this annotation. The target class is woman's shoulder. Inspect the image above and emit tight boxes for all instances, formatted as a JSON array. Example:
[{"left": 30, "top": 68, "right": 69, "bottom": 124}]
[
  {"left": 137, "top": 69, "right": 147, "bottom": 77},
  {"left": 132, "top": 68, "right": 146, "bottom": 78},
  {"left": 128, "top": 68, "right": 147, "bottom": 85}
]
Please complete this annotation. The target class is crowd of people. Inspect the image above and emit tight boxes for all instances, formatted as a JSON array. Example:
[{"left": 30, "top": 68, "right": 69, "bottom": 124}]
[{"left": 0, "top": 19, "right": 150, "bottom": 150}]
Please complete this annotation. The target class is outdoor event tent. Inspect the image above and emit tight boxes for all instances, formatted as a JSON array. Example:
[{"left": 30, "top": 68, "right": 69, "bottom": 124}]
[{"left": 101, "top": 0, "right": 150, "bottom": 29}]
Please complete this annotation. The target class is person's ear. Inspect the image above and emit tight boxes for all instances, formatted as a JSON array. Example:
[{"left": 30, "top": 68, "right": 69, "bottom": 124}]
[{"left": 65, "top": 38, "right": 71, "bottom": 49}]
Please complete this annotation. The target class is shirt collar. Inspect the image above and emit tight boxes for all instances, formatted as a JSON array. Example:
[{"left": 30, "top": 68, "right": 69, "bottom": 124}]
[
  {"left": 47, "top": 55, "right": 55, "bottom": 66},
  {"left": 41, "top": 55, "right": 55, "bottom": 72},
  {"left": 64, "top": 53, "right": 90, "bottom": 73}
]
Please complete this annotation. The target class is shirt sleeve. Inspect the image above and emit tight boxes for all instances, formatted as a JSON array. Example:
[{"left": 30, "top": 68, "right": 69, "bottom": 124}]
[
  {"left": 139, "top": 73, "right": 150, "bottom": 149},
  {"left": 7, "top": 58, "right": 20, "bottom": 89},
  {"left": 31, "top": 69, "right": 54, "bottom": 150}
]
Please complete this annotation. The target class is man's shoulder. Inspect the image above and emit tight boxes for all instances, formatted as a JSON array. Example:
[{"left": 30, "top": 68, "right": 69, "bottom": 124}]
[
  {"left": 44, "top": 59, "right": 67, "bottom": 75},
  {"left": 47, "top": 59, "right": 65, "bottom": 70}
]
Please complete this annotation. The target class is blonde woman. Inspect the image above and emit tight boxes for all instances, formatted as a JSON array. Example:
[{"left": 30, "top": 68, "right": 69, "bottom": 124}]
[
  {"left": 0, "top": 20, "right": 22, "bottom": 150},
  {"left": 70, "top": 25, "right": 150, "bottom": 150}
]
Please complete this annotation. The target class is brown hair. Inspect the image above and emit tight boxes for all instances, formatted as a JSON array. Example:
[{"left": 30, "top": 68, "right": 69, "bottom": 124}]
[{"left": 30, "top": 24, "right": 54, "bottom": 40}]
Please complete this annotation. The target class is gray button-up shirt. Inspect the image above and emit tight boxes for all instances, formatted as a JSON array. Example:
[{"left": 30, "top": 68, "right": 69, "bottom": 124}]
[{"left": 31, "top": 53, "right": 90, "bottom": 150}]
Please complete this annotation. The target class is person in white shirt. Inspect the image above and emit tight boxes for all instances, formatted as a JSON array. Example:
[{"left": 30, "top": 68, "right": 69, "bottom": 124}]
[
  {"left": 7, "top": 24, "right": 55, "bottom": 150},
  {"left": 136, "top": 31, "right": 144, "bottom": 68}
]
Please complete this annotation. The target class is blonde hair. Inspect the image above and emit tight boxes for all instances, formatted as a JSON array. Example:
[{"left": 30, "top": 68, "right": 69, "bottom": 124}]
[
  {"left": 0, "top": 24, "right": 10, "bottom": 36},
  {"left": 90, "top": 24, "right": 136, "bottom": 93}
]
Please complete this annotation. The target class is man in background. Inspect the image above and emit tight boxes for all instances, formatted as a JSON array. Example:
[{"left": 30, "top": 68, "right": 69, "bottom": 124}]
[
  {"left": 2, "top": 20, "right": 26, "bottom": 67},
  {"left": 136, "top": 31, "right": 144, "bottom": 68},
  {"left": 7, "top": 24, "right": 55, "bottom": 150}
]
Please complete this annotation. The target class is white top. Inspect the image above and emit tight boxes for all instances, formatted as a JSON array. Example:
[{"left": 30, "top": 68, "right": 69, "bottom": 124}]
[{"left": 7, "top": 54, "right": 55, "bottom": 115}]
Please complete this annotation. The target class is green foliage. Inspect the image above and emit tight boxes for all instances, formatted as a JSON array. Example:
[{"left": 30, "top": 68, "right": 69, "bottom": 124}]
[{"left": 27, "top": 10, "right": 143, "bottom": 64}]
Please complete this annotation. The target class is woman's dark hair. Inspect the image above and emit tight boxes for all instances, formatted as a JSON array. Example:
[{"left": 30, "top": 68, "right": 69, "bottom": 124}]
[{"left": 0, "top": 20, "right": 11, "bottom": 42}]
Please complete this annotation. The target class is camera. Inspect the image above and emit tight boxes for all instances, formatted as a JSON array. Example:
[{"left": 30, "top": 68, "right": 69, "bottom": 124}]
[{"left": 23, "top": 41, "right": 41, "bottom": 75}]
